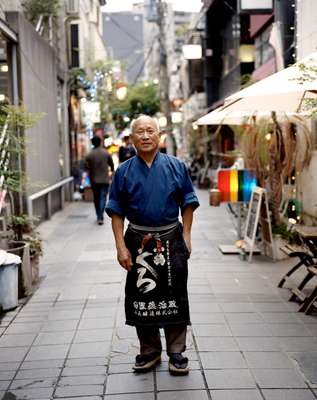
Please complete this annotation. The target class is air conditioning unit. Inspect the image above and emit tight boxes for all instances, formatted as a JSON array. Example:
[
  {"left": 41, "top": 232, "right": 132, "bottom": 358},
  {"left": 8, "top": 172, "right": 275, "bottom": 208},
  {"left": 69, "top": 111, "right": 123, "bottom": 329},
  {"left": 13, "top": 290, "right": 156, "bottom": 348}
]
[{"left": 66, "top": 0, "right": 79, "bottom": 15}]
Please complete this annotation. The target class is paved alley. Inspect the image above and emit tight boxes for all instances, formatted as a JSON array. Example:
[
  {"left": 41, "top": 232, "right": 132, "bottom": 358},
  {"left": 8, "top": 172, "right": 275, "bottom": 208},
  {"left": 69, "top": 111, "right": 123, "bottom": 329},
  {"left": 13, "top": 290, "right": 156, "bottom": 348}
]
[{"left": 0, "top": 190, "right": 317, "bottom": 400}]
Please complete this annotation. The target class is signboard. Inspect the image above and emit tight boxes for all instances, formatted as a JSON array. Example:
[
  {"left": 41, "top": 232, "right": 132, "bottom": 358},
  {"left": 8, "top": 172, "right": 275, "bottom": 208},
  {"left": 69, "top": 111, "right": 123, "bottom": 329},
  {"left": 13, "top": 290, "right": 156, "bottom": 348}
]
[
  {"left": 238, "top": 0, "right": 273, "bottom": 14},
  {"left": 244, "top": 186, "right": 274, "bottom": 262},
  {"left": 217, "top": 169, "right": 257, "bottom": 203},
  {"left": 81, "top": 101, "right": 101, "bottom": 126},
  {"left": 144, "top": 0, "right": 159, "bottom": 22}
]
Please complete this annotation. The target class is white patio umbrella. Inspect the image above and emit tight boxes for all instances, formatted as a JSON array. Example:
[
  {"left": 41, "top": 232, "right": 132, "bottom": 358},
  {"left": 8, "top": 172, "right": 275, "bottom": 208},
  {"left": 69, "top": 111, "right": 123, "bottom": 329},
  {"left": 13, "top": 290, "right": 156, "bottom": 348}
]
[
  {"left": 195, "top": 107, "right": 304, "bottom": 126},
  {"left": 221, "top": 52, "right": 317, "bottom": 113}
]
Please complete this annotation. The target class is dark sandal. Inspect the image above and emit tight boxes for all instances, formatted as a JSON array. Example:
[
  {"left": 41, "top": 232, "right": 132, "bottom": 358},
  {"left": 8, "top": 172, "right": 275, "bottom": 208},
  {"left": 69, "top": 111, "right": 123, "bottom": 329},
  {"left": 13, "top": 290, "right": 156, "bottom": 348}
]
[
  {"left": 168, "top": 353, "right": 189, "bottom": 375},
  {"left": 133, "top": 352, "right": 161, "bottom": 373}
]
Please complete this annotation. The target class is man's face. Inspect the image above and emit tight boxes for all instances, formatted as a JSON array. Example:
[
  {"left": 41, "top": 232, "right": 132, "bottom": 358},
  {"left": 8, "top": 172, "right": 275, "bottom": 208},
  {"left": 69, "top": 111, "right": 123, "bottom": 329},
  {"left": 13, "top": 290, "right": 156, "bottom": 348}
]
[{"left": 131, "top": 116, "right": 160, "bottom": 154}]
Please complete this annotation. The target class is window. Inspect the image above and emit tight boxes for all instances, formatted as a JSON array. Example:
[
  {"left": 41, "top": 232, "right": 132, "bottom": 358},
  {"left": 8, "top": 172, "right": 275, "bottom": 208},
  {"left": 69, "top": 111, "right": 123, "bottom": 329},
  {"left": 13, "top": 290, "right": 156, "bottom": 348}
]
[
  {"left": 255, "top": 25, "right": 274, "bottom": 69},
  {"left": 70, "top": 24, "right": 79, "bottom": 68}
]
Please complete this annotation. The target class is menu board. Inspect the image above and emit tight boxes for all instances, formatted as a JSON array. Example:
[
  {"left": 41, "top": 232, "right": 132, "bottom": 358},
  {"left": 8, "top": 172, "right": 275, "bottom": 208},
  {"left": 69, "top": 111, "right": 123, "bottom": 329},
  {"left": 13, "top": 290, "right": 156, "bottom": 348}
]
[{"left": 244, "top": 186, "right": 274, "bottom": 262}]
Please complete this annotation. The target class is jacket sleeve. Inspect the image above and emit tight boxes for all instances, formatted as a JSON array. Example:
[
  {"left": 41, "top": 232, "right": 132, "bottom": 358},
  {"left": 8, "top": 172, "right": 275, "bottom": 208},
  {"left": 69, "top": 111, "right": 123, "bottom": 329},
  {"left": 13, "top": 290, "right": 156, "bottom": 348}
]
[{"left": 105, "top": 169, "right": 125, "bottom": 218}]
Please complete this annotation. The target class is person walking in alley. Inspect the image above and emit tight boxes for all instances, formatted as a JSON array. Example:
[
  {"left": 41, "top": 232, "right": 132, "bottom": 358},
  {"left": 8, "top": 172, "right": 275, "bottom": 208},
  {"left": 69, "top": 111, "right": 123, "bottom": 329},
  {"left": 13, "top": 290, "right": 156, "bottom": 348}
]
[
  {"left": 118, "top": 134, "right": 136, "bottom": 163},
  {"left": 106, "top": 115, "right": 199, "bottom": 375},
  {"left": 86, "top": 136, "right": 114, "bottom": 225}
]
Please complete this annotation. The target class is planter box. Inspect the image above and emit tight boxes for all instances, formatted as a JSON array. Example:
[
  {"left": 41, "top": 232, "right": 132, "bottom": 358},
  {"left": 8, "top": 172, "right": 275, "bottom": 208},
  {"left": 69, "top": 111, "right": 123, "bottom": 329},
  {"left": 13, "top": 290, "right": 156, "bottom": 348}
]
[
  {"left": 7, "top": 241, "right": 32, "bottom": 298},
  {"left": 31, "top": 255, "right": 40, "bottom": 285},
  {"left": 0, "top": 263, "right": 19, "bottom": 310}
]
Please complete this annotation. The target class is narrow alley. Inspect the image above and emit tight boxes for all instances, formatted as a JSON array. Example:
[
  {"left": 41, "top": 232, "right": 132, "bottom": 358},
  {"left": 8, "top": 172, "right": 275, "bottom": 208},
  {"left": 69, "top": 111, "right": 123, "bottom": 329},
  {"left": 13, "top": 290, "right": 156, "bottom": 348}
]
[{"left": 0, "top": 190, "right": 316, "bottom": 400}]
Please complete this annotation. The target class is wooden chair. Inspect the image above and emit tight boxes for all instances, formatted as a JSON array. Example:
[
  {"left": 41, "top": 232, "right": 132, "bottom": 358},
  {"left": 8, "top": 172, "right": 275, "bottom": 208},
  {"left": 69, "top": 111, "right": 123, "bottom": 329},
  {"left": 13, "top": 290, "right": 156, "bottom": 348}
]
[
  {"left": 297, "top": 266, "right": 317, "bottom": 314},
  {"left": 277, "top": 245, "right": 315, "bottom": 288}
]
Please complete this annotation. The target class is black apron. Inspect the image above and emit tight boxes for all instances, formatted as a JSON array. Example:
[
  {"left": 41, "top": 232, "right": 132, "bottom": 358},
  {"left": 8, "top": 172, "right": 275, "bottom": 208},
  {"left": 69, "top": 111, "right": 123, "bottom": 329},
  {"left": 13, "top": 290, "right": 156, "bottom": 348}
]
[{"left": 124, "top": 223, "right": 191, "bottom": 327}]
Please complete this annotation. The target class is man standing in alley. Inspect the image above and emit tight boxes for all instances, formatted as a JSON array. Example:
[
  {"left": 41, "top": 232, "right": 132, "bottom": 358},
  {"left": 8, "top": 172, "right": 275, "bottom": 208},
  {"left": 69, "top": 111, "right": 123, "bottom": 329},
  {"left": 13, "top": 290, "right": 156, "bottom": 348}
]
[
  {"left": 106, "top": 115, "right": 199, "bottom": 375},
  {"left": 86, "top": 136, "right": 114, "bottom": 225}
]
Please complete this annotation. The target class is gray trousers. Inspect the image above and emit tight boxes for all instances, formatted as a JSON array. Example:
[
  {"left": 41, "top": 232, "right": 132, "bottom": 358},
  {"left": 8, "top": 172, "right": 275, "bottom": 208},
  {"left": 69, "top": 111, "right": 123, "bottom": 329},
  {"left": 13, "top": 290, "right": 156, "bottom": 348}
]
[{"left": 136, "top": 324, "right": 187, "bottom": 356}]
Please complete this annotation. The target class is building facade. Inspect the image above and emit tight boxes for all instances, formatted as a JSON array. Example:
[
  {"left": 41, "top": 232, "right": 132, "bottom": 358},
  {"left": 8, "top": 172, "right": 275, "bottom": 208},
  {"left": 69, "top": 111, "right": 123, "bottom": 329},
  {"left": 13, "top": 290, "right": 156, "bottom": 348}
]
[{"left": 102, "top": 10, "right": 144, "bottom": 84}]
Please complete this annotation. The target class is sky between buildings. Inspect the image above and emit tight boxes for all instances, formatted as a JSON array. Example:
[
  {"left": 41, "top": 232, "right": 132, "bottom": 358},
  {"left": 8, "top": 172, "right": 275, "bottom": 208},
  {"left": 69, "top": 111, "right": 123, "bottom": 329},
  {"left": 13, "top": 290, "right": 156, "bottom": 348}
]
[{"left": 101, "top": 0, "right": 202, "bottom": 13}]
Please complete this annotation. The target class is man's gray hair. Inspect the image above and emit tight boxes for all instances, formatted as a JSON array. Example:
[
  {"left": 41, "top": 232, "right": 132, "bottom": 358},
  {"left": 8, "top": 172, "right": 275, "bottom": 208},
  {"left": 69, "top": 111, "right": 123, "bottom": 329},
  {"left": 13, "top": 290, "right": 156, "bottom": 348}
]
[{"left": 130, "top": 115, "right": 160, "bottom": 132}]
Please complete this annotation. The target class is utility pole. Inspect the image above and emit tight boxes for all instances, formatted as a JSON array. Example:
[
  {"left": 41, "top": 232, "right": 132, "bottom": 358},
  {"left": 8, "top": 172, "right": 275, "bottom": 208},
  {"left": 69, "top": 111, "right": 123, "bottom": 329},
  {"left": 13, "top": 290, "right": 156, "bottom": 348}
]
[{"left": 156, "top": 0, "right": 174, "bottom": 153}]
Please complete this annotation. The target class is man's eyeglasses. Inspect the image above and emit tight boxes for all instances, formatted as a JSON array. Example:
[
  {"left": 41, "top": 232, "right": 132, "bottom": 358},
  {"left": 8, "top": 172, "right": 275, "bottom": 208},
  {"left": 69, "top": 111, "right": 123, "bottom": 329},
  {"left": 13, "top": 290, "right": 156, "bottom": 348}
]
[{"left": 134, "top": 128, "right": 158, "bottom": 136}]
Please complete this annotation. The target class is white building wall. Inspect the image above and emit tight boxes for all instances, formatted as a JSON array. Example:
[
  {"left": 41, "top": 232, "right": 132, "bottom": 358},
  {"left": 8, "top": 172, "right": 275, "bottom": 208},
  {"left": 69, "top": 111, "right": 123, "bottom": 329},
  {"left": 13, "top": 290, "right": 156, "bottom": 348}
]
[
  {"left": 78, "top": 0, "right": 107, "bottom": 75},
  {"left": 296, "top": 0, "right": 317, "bottom": 59},
  {"left": 296, "top": 0, "right": 317, "bottom": 221}
]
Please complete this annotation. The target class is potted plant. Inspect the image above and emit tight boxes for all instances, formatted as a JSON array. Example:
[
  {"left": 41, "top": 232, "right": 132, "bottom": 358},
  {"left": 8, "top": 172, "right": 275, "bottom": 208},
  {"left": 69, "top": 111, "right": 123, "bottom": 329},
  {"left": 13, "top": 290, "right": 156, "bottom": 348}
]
[
  {"left": 0, "top": 105, "right": 42, "bottom": 297},
  {"left": 24, "top": 232, "right": 43, "bottom": 284},
  {"left": 7, "top": 214, "right": 37, "bottom": 297},
  {"left": 271, "top": 221, "right": 300, "bottom": 260}
]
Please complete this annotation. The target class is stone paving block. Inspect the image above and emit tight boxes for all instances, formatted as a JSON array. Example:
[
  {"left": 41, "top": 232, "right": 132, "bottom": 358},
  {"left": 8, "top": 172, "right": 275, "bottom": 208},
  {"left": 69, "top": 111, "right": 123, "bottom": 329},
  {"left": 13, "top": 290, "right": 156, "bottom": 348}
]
[
  {"left": 156, "top": 370, "right": 205, "bottom": 391},
  {"left": 220, "top": 303, "right": 256, "bottom": 313},
  {"left": 0, "top": 381, "right": 10, "bottom": 391},
  {"left": 192, "top": 324, "right": 232, "bottom": 337},
  {"left": 47, "top": 309, "right": 82, "bottom": 320},
  {"left": 73, "top": 329, "right": 113, "bottom": 344},
  {"left": 306, "top": 324, "right": 317, "bottom": 336},
  {"left": 295, "top": 314, "right": 317, "bottom": 324},
  {"left": 25, "top": 344, "right": 69, "bottom": 361},
  {"left": 10, "top": 378, "right": 56, "bottom": 389},
  {"left": 105, "top": 372, "right": 154, "bottom": 394},
  {"left": 210, "top": 389, "right": 263, "bottom": 400},
  {"left": 252, "top": 368, "right": 308, "bottom": 388},
  {"left": 205, "top": 369, "right": 257, "bottom": 389},
  {"left": 191, "top": 313, "right": 226, "bottom": 324},
  {"left": 200, "top": 352, "right": 247, "bottom": 369},
  {"left": 224, "top": 313, "right": 263, "bottom": 324},
  {"left": 289, "top": 352, "right": 317, "bottom": 385},
  {"left": 157, "top": 390, "right": 209, "bottom": 400},
  {"left": 14, "top": 315, "right": 48, "bottom": 323},
  {"left": 81, "top": 307, "right": 117, "bottom": 319},
  {"left": 268, "top": 323, "right": 312, "bottom": 337},
  {"left": 236, "top": 337, "right": 281, "bottom": 351},
  {"left": 78, "top": 318, "right": 115, "bottom": 330},
  {"left": 65, "top": 357, "right": 107, "bottom": 367},
  {"left": 0, "top": 362, "right": 20, "bottom": 371},
  {"left": 105, "top": 394, "right": 154, "bottom": 400},
  {"left": 253, "top": 302, "right": 294, "bottom": 312},
  {"left": 68, "top": 341, "right": 111, "bottom": 359},
  {"left": 279, "top": 337, "right": 317, "bottom": 351},
  {"left": 58, "top": 374, "right": 105, "bottom": 386},
  {"left": 0, "top": 333, "right": 37, "bottom": 347},
  {"left": 243, "top": 352, "right": 294, "bottom": 369},
  {"left": 41, "top": 319, "right": 78, "bottom": 332},
  {"left": 4, "top": 322, "right": 43, "bottom": 334},
  {"left": 20, "top": 359, "right": 64, "bottom": 370},
  {"left": 262, "top": 389, "right": 316, "bottom": 399},
  {"left": 196, "top": 337, "right": 239, "bottom": 351},
  {"left": 34, "top": 331, "right": 75, "bottom": 345},
  {"left": 260, "top": 313, "right": 301, "bottom": 323},
  {"left": 3, "top": 387, "right": 54, "bottom": 399},
  {"left": 62, "top": 366, "right": 107, "bottom": 376},
  {"left": 229, "top": 323, "right": 273, "bottom": 337},
  {"left": 0, "top": 371, "right": 16, "bottom": 381},
  {"left": 0, "top": 346, "right": 29, "bottom": 362},
  {"left": 54, "top": 384, "right": 104, "bottom": 397},
  {"left": 108, "top": 363, "right": 134, "bottom": 374},
  {"left": 189, "top": 302, "right": 222, "bottom": 313},
  {"left": 55, "top": 398, "right": 101, "bottom": 400},
  {"left": 15, "top": 368, "right": 61, "bottom": 380},
  {"left": 215, "top": 294, "right": 250, "bottom": 302}
]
